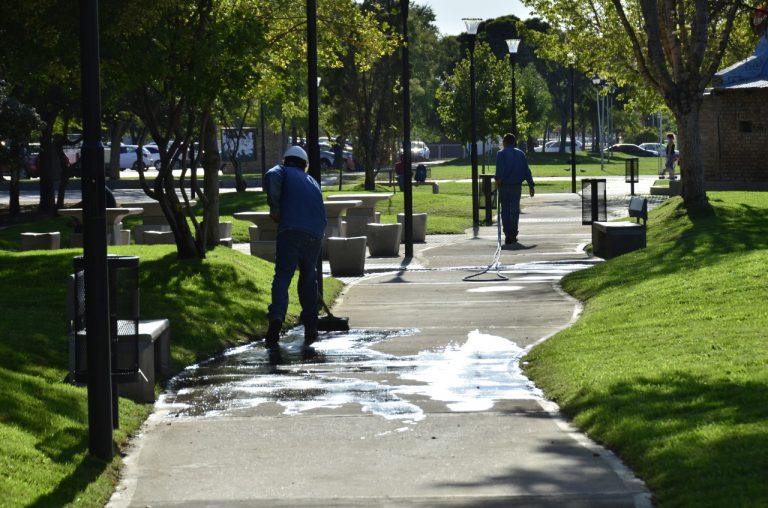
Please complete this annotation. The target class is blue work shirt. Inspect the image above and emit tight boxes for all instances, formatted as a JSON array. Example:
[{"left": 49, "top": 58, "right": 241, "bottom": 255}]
[
  {"left": 264, "top": 164, "right": 327, "bottom": 239},
  {"left": 495, "top": 146, "right": 534, "bottom": 190}
]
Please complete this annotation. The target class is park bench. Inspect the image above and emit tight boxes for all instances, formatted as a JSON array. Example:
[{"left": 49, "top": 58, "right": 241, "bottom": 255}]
[
  {"left": 591, "top": 196, "right": 647, "bottom": 259},
  {"left": 375, "top": 166, "right": 439, "bottom": 194},
  {"left": 66, "top": 273, "right": 171, "bottom": 403}
]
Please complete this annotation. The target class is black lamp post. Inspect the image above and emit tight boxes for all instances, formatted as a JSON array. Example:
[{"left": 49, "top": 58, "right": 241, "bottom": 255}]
[
  {"left": 569, "top": 53, "right": 576, "bottom": 193},
  {"left": 463, "top": 18, "right": 481, "bottom": 227},
  {"left": 79, "top": 0, "right": 113, "bottom": 460},
  {"left": 591, "top": 74, "right": 605, "bottom": 172},
  {"left": 505, "top": 38, "right": 521, "bottom": 143},
  {"left": 401, "top": 0, "right": 413, "bottom": 258},
  {"left": 307, "top": 0, "right": 323, "bottom": 298}
]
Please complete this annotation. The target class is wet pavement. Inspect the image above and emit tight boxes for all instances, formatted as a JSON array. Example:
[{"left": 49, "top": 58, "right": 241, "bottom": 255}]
[{"left": 109, "top": 193, "right": 651, "bottom": 508}]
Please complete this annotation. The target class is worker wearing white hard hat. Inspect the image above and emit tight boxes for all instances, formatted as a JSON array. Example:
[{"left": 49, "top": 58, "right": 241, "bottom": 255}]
[{"left": 262, "top": 145, "right": 327, "bottom": 363}]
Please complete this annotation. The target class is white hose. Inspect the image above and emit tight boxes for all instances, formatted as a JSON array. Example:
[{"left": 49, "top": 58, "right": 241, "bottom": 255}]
[{"left": 462, "top": 195, "right": 509, "bottom": 282}]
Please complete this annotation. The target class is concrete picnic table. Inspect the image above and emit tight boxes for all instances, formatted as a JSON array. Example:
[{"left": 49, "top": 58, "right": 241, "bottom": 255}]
[
  {"left": 326, "top": 193, "right": 393, "bottom": 237},
  {"left": 324, "top": 199, "right": 362, "bottom": 239},
  {"left": 58, "top": 207, "right": 143, "bottom": 245},
  {"left": 232, "top": 211, "right": 278, "bottom": 241}
]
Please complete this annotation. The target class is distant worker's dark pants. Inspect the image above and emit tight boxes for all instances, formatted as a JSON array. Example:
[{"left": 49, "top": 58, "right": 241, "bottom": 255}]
[
  {"left": 498, "top": 184, "right": 522, "bottom": 240},
  {"left": 397, "top": 174, "right": 404, "bottom": 191},
  {"left": 268, "top": 230, "right": 322, "bottom": 329}
]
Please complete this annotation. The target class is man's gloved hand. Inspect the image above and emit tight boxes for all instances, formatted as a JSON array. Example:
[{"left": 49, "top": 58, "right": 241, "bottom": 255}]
[{"left": 529, "top": 186, "right": 535, "bottom": 198}]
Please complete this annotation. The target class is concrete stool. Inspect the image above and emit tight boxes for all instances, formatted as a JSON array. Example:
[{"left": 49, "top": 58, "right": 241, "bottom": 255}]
[
  {"left": 327, "top": 236, "right": 367, "bottom": 276},
  {"left": 143, "top": 230, "right": 176, "bottom": 245},
  {"left": 343, "top": 215, "right": 371, "bottom": 237},
  {"left": 366, "top": 223, "right": 402, "bottom": 257},
  {"left": 20, "top": 232, "right": 61, "bottom": 251},
  {"left": 249, "top": 225, "right": 260, "bottom": 241},
  {"left": 397, "top": 213, "right": 428, "bottom": 243},
  {"left": 134, "top": 224, "right": 171, "bottom": 244},
  {"left": 250, "top": 241, "right": 276, "bottom": 261}
]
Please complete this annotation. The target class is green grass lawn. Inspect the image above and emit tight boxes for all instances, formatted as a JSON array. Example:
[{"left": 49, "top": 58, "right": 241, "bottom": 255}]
[
  {"left": 524, "top": 192, "right": 768, "bottom": 507},
  {"left": 0, "top": 236, "right": 341, "bottom": 506},
  {"left": 432, "top": 151, "right": 663, "bottom": 179}
]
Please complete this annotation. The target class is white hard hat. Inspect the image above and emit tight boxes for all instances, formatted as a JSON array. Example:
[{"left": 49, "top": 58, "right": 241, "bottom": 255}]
[{"left": 284, "top": 145, "right": 308, "bottom": 163}]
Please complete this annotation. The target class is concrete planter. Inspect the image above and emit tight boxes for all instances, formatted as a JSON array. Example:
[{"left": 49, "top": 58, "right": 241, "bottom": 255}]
[
  {"left": 366, "top": 223, "right": 402, "bottom": 257},
  {"left": 397, "top": 213, "right": 428, "bottom": 243},
  {"left": 20, "top": 232, "right": 61, "bottom": 251},
  {"left": 250, "top": 241, "right": 276, "bottom": 261},
  {"left": 327, "top": 236, "right": 367, "bottom": 276}
]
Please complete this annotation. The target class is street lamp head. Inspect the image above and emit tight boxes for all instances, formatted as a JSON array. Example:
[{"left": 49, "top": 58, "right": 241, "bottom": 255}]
[
  {"left": 506, "top": 38, "right": 521, "bottom": 54},
  {"left": 591, "top": 74, "right": 602, "bottom": 86},
  {"left": 463, "top": 18, "right": 482, "bottom": 35}
]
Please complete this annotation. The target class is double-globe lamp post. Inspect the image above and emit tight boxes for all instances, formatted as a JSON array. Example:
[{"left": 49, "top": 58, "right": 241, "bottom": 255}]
[
  {"left": 505, "top": 38, "right": 521, "bottom": 144},
  {"left": 463, "top": 18, "right": 482, "bottom": 227}
]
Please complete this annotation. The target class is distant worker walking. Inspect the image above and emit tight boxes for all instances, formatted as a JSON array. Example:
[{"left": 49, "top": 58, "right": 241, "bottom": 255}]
[
  {"left": 495, "top": 133, "right": 535, "bottom": 245},
  {"left": 263, "top": 146, "right": 327, "bottom": 362}
]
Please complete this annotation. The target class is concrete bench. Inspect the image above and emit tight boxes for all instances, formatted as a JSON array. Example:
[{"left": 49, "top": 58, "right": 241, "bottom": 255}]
[
  {"left": 143, "top": 230, "right": 176, "bottom": 245},
  {"left": 66, "top": 276, "right": 171, "bottom": 403},
  {"left": 366, "top": 223, "right": 402, "bottom": 257},
  {"left": 327, "top": 236, "right": 367, "bottom": 276},
  {"left": 592, "top": 197, "right": 648, "bottom": 259},
  {"left": 20, "top": 232, "right": 61, "bottom": 251},
  {"left": 397, "top": 213, "right": 428, "bottom": 243}
]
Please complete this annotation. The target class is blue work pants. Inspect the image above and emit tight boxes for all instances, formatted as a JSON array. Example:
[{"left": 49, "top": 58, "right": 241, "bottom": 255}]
[
  {"left": 268, "top": 230, "right": 322, "bottom": 328},
  {"left": 498, "top": 184, "right": 522, "bottom": 239}
]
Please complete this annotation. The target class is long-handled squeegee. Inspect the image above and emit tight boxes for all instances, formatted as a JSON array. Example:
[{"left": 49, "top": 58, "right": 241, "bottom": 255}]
[{"left": 317, "top": 294, "right": 350, "bottom": 332}]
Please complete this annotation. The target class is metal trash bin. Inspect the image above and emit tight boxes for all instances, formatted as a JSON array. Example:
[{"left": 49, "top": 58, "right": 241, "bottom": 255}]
[
  {"left": 478, "top": 174, "right": 496, "bottom": 226},
  {"left": 581, "top": 179, "right": 607, "bottom": 225},
  {"left": 72, "top": 255, "right": 140, "bottom": 384}
]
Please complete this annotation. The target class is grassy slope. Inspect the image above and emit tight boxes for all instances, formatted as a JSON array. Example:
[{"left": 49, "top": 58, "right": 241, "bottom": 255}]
[
  {"left": 524, "top": 193, "right": 768, "bottom": 507},
  {"left": 0, "top": 244, "right": 341, "bottom": 507}
]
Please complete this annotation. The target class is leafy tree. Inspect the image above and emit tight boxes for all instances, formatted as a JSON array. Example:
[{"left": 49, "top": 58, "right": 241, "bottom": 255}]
[
  {"left": 516, "top": 64, "right": 552, "bottom": 151},
  {"left": 0, "top": 82, "right": 45, "bottom": 216},
  {"left": 103, "top": 0, "right": 271, "bottom": 258},
  {"left": 0, "top": 0, "right": 81, "bottom": 213},
  {"left": 436, "top": 42, "right": 528, "bottom": 148},
  {"left": 322, "top": 0, "right": 401, "bottom": 189},
  {"left": 524, "top": 0, "right": 749, "bottom": 211}
]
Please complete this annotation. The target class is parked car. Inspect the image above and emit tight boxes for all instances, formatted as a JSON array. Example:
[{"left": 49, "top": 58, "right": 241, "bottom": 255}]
[
  {"left": 638, "top": 142, "right": 666, "bottom": 156},
  {"left": 22, "top": 143, "right": 41, "bottom": 178},
  {"left": 543, "top": 140, "right": 583, "bottom": 153},
  {"left": 319, "top": 141, "right": 356, "bottom": 170},
  {"left": 106, "top": 144, "right": 152, "bottom": 170},
  {"left": 606, "top": 143, "right": 658, "bottom": 157},
  {"left": 143, "top": 144, "right": 163, "bottom": 167},
  {"left": 411, "top": 140, "right": 430, "bottom": 161}
]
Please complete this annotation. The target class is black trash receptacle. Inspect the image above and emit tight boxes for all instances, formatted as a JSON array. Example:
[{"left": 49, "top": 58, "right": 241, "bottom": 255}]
[
  {"left": 581, "top": 179, "right": 607, "bottom": 225},
  {"left": 72, "top": 255, "right": 140, "bottom": 384}
]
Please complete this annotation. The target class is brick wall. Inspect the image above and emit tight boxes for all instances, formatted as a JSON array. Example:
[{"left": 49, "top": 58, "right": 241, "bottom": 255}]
[{"left": 701, "top": 88, "right": 768, "bottom": 186}]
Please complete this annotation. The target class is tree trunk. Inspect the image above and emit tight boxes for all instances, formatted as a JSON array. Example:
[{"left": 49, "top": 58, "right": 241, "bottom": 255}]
[
  {"left": 674, "top": 104, "right": 711, "bottom": 212},
  {"left": 38, "top": 119, "right": 56, "bottom": 213},
  {"left": 559, "top": 116, "right": 568, "bottom": 154},
  {"left": 202, "top": 115, "right": 221, "bottom": 249},
  {"left": 108, "top": 119, "right": 125, "bottom": 180},
  {"left": 9, "top": 146, "right": 21, "bottom": 216}
]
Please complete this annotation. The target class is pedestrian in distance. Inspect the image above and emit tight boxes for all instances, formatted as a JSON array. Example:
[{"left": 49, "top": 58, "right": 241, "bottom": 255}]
[
  {"left": 263, "top": 146, "right": 328, "bottom": 363},
  {"left": 662, "top": 133, "right": 678, "bottom": 180},
  {"left": 494, "top": 133, "right": 535, "bottom": 245},
  {"left": 394, "top": 153, "right": 405, "bottom": 191}
]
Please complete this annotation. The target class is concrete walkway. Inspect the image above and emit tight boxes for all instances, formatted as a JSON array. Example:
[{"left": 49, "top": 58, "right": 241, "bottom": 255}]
[{"left": 109, "top": 193, "right": 650, "bottom": 507}]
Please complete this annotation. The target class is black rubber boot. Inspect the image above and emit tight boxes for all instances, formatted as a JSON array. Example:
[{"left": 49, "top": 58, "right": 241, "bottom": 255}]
[{"left": 265, "top": 320, "right": 282, "bottom": 349}]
